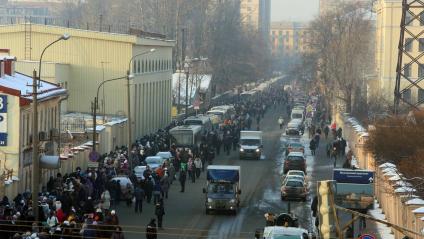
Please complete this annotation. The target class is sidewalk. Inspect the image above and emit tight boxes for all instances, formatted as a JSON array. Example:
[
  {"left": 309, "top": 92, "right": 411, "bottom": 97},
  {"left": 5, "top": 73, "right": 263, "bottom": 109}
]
[{"left": 359, "top": 201, "right": 394, "bottom": 239}]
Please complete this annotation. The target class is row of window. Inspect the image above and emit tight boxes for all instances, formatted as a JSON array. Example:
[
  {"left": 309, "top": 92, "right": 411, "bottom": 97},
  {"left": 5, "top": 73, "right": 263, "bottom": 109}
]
[
  {"left": 403, "top": 63, "right": 424, "bottom": 78},
  {"left": 22, "top": 106, "right": 58, "bottom": 147},
  {"left": 401, "top": 88, "right": 424, "bottom": 103},
  {"left": 133, "top": 59, "right": 172, "bottom": 75},
  {"left": 271, "top": 30, "right": 309, "bottom": 36},
  {"left": 404, "top": 38, "right": 424, "bottom": 52}
]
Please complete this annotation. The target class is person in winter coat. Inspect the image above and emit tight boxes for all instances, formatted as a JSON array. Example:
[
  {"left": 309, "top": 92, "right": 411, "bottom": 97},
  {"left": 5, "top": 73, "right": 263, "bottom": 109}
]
[
  {"left": 160, "top": 173, "right": 170, "bottom": 199},
  {"left": 100, "top": 189, "right": 111, "bottom": 210},
  {"left": 155, "top": 200, "right": 165, "bottom": 229},
  {"left": 194, "top": 156, "right": 202, "bottom": 178},
  {"left": 187, "top": 158, "right": 195, "bottom": 183},
  {"left": 145, "top": 218, "right": 157, "bottom": 239},
  {"left": 134, "top": 186, "right": 145, "bottom": 213},
  {"left": 309, "top": 139, "right": 316, "bottom": 156},
  {"left": 278, "top": 116, "right": 284, "bottom": 129},
  {"left": 324, "top": 125, "right": 330, "bottom": 139},
  {"left": 145, "top": 177, "right": 154, "bottom": 203},
  {"left": 111, "top": 226, "right": 125, "bottom": 239},
  {"left": 179, "top": 170, "right": 187, "bottom": 193},
  {"left": 152, "top": 181, "right": 162, "bottom": 205}
]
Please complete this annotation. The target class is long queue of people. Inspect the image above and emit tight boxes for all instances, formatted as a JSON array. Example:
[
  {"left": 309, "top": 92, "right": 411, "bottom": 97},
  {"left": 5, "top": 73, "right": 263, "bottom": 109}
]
[{"left": 0, "top": 84, "right": 289, "bottom": 239}]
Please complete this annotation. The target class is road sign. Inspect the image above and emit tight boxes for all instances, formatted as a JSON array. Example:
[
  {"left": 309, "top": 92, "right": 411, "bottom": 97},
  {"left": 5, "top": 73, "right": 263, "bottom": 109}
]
[
  {"left": 193, "top": 98, "right": 200, "bottom": 110},
  {"left": 89, "top": 151, "right": 100, "bottom": 162},
  {"left": 360, "top": 234, "right": 376, "bottom": 239},
  {"left": 333, "top": 169, "right": 374, "bottom": 184}
]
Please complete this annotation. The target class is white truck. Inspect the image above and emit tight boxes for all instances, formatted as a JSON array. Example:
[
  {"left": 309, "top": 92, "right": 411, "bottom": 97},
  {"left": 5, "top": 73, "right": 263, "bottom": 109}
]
[
  {"left": 203, "top": 165, "right": 241, "bottom": 215},
  {"left": 239, "top": 131, "right": 263, "bottom": 160}
]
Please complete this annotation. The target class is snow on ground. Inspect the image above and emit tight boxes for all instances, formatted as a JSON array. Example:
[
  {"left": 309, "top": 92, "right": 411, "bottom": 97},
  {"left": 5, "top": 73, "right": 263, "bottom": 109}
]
[{"left": 366, "top": 200, "right": 395, "bottom": 239}]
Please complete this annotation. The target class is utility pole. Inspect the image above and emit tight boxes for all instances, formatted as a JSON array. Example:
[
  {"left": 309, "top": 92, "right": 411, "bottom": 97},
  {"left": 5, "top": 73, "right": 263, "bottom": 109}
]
[
  {"left": 92, "top": 97, "right": 98, "bottom": 152},
  {"left": 126, "top": 70, "right": 133, "bottom": 171},
  {"left": 31, "top": 69, "right": 40, "bottom": 220}
]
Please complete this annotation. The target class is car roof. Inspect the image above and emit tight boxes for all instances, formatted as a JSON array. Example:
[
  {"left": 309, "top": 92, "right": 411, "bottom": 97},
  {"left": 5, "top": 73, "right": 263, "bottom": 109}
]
[
  {"left": 287, "top": 152, "right": 304, "bottom": 157},
  {"left": 146, "top": 156, "right": 163, "bottom": 160},
  {"left": 287, "top": 170, "right": 305, "bottom": 174}
]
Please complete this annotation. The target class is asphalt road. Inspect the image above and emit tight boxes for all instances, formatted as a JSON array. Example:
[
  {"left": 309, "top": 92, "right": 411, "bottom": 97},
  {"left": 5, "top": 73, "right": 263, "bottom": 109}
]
[{"left": 114, "top": 105, "right": 337, "bottom": 239}]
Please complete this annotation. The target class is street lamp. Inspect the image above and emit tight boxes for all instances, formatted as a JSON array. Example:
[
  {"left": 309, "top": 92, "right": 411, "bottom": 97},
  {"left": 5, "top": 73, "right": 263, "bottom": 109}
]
[
  {"left": 126, "top": 49, "right": 156, "bottom": 170},
  {"left": 33, "top": 33, "right": 70, "bottom": 220},
  {"left": 184, "top": 57, "right": 191, "bottom": 117}
]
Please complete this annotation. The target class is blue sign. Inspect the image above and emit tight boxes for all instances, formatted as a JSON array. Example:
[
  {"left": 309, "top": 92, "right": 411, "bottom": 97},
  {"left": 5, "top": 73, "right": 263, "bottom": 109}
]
[
  {"left": 0, "top": 133, "right": 7, "bottom": 146},
  {"left": 333, "top": 169, "right": 374, "bottom": 184},
  {"left": 0, "top": 95, "right": 7, "bottom": 113}
]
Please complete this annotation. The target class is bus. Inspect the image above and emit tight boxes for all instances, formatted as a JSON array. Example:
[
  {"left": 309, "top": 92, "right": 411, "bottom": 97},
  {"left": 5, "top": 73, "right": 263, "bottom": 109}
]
[{"left": 169, "top": 125, "right": 203, "bottom": 149}]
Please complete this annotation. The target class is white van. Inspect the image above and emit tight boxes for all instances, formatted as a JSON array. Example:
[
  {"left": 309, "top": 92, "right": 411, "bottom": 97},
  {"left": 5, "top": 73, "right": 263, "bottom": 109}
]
[{"left": 291, "top": 109, "right": 304, "bottom": 121}]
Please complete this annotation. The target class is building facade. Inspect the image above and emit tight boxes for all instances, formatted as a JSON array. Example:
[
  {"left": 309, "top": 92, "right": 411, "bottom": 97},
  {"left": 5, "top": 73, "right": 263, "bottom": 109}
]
[
  {"left": 0, "top": 24, "right": 175, "bottom": 139},
  {"left": 240, "top": 0, "right": 271, "bottom": 35},
  {"left": 374, "top": 0, "right": 424, "bottom": 104},
  {"left": 0, "top": 55, "right": 67, "bottom": 195},
  {"left": 319, "top": 0, "right": 371, "bottom": 15},
  {"left": 270, "top": 21, "right": 311, "bottom": 56}
]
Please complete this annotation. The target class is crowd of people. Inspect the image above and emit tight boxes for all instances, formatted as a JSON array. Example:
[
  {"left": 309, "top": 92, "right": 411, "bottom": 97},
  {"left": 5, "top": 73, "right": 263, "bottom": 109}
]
[{"left": 0, "top": 81, "right": 289, "bottom": 239}]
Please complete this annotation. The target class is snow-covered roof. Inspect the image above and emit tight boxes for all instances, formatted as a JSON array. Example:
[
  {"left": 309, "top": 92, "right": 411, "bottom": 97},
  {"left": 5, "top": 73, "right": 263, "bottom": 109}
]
[
  {"left": 0, "top": 72, "right": 66, "bottom": 101},
  {"left": 405, "top": 198, "right": 424, "bottom": 205},
  {"left": 379, "top": 162, "right": 396, "bottom": 168},
  {"left": 412, "top": 207, "right": 424, "bottom": 213},
  {"left": 389, "top": 175, "right": 402, "bottom": 181},
  {"left": 86, "top": 125, "right": 106, "bottom": 132},
  {"left": 104, "top": 118, "right": 127, "bottom": 126},
  {"left": 395, "top": 187, "right": 416, "bottom": 193}
]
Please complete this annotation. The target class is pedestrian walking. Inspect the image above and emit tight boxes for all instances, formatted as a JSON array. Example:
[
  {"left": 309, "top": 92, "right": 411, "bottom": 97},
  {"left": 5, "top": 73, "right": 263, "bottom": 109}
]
[
  {"left": 278, "top": 116, "right": 284, "bottom": 129},
  {"left": 160, "top": 172, "right": 170, "bottom": 199},
  {"left": 153, "top": 181, "right": 162, "bottom": 205},
  {"left": 194, "top": 156, "right": 202, "bottom": 178},
  {"left": 324, "top": 125, "right": 329, "bottom": 139},
  {"left": 146, "top": 218, "right": 157, "bottom": 239},
  {"left": 179, "top": 170, "right": 186, "bottom": 192},
  {"left": 145, "top": 177, "right": 154, "bottom": 204},
  {"left": 188, "top": 158, "right": 195, "bottom": 183},
  {"left": 134, "top": 186, "right": 145, "bottom": 214},
  {"left": 111, "top": 226, "right": 125, "bottom": 239},
  {"left": 155, "top": 200, "right": 165, "bottom": 229},
  {"left": 309, "top": 139, "right": 316, "bottom": 156}
]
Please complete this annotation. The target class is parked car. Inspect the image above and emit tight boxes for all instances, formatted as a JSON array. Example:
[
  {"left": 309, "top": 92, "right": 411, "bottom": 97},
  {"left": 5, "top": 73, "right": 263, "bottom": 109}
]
[
  {"left": 133, "top": 166, "right": 147, "bottom": 181},
  {"left": 283, "top": 152, "right": 306, "bottom": 174},
  {"left": 145, "top": 156, "right": 166, "bottom": 170},
  {"left": 285, "top": 142, "right": 305, "bottom": 156},
  {"left": 281, "top": 178, "right": 308, "bottom": 201}
]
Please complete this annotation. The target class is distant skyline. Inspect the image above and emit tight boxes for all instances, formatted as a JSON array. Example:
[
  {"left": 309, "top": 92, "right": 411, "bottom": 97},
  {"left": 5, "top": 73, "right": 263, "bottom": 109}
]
[{"left": 271, "top": 0, "right": 319, "bottom": 22}]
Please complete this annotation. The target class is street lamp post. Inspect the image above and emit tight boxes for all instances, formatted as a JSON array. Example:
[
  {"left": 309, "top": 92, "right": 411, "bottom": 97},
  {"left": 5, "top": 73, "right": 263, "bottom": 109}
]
[
  {"left": 33, "top": 33, "right": 70, "bottom": 220},
  {"left": 126, "top": 49, "right": 156, "bottom": 170},
  {"left": 184, "top": 58, "right": 191, "bottom": 117}
]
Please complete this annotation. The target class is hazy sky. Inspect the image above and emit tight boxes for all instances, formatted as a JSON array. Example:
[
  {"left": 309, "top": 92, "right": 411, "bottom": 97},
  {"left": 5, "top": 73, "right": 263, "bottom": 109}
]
[{"left": 271, "top": 0, "right": 319, "bottom": 22}]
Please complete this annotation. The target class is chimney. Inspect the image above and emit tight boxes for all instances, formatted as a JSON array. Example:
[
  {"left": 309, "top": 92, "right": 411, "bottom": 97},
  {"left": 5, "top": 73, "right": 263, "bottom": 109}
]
[{"left": 3, "top": 57, "right": 16, "bottom": 76}]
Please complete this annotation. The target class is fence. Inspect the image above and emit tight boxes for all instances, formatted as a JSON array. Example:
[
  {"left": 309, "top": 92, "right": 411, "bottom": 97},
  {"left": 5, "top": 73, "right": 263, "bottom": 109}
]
[{"left": 334, "top": 111, "right": 424, "bottom": 239}]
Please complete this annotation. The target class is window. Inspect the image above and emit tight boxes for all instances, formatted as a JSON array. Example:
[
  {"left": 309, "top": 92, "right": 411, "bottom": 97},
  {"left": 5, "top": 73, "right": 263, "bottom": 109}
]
[
  {"left": 404, "top": 64, "right": 411, "bottom": 77},
  {"left": 419, "top": 89, "right": 424, "bottom": 103},
  {"left": 406, "top": 11, "right": 413, "bottom": 25},
  {"left": 149, "top": 60, "right": 151, "bottom": 72},
  {"left": 419, "top": 64, "right": 424, "bottom": 78},
  {"left": 405, "top": 38, "right": 413, "bottom": 52},
  {"left": 419, "top": 38, "right": 424, "bottom": 52},
  {"left": 421, "top": 12, "right": 424, "bottom": 26},
  {"left": 278, "top": 30, "right": 282, "bottom": 35},
  {"left": 137, "top": 60, "right": 141, "bottom": 73},
  {"left": 403, "top": 89, "right": 411, "bottom": 101}
]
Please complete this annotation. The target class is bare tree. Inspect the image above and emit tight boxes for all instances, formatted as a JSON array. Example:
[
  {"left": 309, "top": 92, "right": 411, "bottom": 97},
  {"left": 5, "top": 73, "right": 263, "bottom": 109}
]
[{"left": 308, "top": 3, "right": 373, "bottom": 114}]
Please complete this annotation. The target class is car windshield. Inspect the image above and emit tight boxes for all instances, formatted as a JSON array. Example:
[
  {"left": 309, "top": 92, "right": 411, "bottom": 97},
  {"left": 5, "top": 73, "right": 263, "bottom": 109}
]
[
  {"left": 292, "top": 113, "right": 303, "bottom": 119},
  {"left": 285, "top": 180, "right": 303, "bottom": 187},
  {"left": 289, "top": 143, "right": 303, "bottom": 148},
  {"left": 288, "top": 171, "right": 304, "bottom": 176},
  {"left": 185, "top": 120, "right": 202, "bottom": 125},
  {"left": 241, "top": 139, "right": 260, "bottom": 146},
  {"left": 287, "top": 156, "right": 304, "bottom": 161},
  {"left": 208, "top": 183, "right": 234, "bottom": 194}
]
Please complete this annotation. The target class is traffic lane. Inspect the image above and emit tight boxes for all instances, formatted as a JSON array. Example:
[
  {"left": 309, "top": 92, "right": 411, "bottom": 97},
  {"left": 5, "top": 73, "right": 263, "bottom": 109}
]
[
  {"left": 117, "top": 105, "right": 286, "bottom": 239},
  {"left": 205, "top": 105, "right": 287, "bottom": 239}
]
